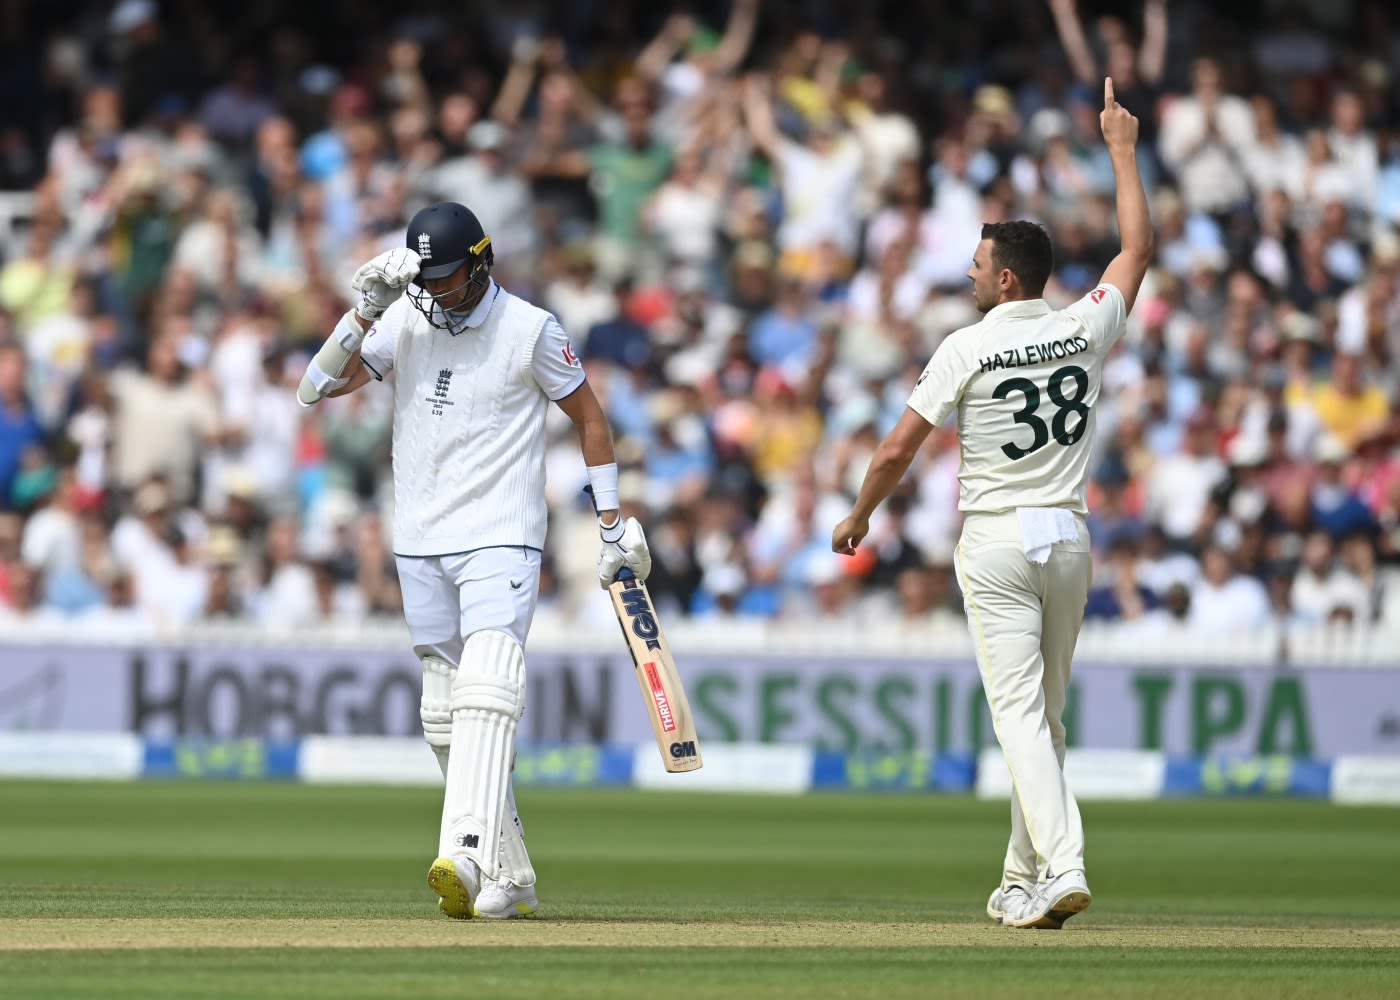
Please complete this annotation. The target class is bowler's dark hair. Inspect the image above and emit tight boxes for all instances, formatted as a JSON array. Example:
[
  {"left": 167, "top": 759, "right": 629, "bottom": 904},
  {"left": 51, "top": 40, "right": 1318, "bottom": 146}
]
[{"left": 981, "top": 221, "right": 1054, "bottom": 296}]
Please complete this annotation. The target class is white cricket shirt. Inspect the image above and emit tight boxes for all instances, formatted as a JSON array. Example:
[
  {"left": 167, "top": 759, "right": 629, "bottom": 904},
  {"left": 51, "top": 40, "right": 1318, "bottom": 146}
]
[
  {"left": 907, "top": 284, "right": 1128, "bottom": 515},
  {"left": 359, "top": 280, "right": 587, "bottom": 555}
]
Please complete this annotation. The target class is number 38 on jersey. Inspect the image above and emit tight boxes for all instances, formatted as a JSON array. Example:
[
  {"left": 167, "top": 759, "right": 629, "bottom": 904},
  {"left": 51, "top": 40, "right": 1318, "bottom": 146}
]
[{"left": 992, "top": 364, "right": 1091, "bottom": 461}]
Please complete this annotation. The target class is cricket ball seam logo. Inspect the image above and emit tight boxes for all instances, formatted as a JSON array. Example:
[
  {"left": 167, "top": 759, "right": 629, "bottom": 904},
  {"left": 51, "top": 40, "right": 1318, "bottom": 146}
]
[{"left": 644, "top": 662, "right": 676, "bottom": 732}]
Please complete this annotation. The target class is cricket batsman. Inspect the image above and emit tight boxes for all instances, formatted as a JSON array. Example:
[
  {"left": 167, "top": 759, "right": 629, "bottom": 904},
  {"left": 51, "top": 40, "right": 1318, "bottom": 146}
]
[
  {"left": 831, "top": 78, "right": 1152, "bottom": 929},
  {"left": 297, "top": 201, "right": 652, "bottom": 919}
]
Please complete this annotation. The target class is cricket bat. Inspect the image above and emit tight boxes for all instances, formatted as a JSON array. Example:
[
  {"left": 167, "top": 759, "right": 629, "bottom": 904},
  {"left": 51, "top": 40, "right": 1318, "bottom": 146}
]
[{"left": 607, "top": 568, "right": 703, "bottom": 772}]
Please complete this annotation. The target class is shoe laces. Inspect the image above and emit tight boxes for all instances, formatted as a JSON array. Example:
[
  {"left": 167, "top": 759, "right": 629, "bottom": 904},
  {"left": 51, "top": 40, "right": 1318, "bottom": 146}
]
[{"left": 998, "top": 885, "right": 1030, "bottom": 911}]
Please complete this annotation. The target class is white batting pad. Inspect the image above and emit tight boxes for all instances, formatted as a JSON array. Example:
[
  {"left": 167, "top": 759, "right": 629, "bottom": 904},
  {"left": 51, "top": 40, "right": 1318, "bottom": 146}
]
[
  {"left": 419, "top": 655, "right": 455, "bottom": 780},
  {"left": 498, "top": 779, "right": 536, "bottom": 887},
  {"left": 440, "top": 630, "right": 526, "bottom": 875}
]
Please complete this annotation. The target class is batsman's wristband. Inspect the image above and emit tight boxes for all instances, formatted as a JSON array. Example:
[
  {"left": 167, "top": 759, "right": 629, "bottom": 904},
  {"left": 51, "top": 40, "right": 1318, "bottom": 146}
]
[
  {"left": 583, "top": 483, "right": 625, "bottom": 542},
  {"left": 585, "top": 462, "right": 620, "bottom": 515}
]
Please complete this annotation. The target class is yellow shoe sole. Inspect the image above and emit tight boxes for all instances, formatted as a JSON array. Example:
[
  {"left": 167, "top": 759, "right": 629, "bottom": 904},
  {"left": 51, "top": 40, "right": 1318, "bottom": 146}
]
[{"left": 428, "top": 857, "right": 476, "bottom": 919}]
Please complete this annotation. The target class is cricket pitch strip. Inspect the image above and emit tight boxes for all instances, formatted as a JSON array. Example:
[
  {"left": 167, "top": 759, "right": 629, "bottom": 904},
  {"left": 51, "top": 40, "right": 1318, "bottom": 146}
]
[{"left": 4, "top": 919, "right": 1399, "bottom": 951}]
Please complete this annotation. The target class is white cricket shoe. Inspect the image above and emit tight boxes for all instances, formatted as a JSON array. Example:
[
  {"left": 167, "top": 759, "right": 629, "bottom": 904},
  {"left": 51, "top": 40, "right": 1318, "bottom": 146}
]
[
  {"left": 1005, "top": 869, "right": 1092, "bottom": 929},
  {"left": 474, "top": 878, "right": 539, "bottom": 920},
  {"left": 986, "top": 884, "right": 1032, "bottom": 925},
  {"left": 427, "top": 855, "right": 481, "bottom": 920}
]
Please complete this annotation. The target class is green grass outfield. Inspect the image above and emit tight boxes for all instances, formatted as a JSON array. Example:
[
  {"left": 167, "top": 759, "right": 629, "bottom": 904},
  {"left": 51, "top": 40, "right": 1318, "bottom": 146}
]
[{"left": 1, "top": 780, "right": 1398, "bottom": 999}]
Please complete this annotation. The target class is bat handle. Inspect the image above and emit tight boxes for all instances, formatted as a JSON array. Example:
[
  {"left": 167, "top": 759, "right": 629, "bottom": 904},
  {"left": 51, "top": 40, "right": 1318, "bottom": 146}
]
[{"left": 616, "top": 567, "right": 636, "bottom": 582}]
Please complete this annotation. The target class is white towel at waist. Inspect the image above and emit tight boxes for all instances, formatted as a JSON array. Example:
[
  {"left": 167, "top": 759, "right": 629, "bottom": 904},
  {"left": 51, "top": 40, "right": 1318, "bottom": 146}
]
[{"left": 1017, "top": 507, "right": 1080, "bottom": 564}]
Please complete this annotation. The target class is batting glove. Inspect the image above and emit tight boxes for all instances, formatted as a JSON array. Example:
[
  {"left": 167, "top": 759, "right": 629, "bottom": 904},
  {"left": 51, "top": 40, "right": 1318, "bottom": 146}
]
[
  {"left": 598, "top": 517, "right": 652, "bottom": 587},
  {"left": 352, "top": 247, "right": 421, "bottom": 319}
]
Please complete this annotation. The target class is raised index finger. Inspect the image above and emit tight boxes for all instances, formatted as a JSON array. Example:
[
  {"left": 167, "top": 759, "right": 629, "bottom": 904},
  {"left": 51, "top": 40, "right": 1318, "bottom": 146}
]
[{"left": 1104, "top": 76, "right": 1115, "bottom": 109}]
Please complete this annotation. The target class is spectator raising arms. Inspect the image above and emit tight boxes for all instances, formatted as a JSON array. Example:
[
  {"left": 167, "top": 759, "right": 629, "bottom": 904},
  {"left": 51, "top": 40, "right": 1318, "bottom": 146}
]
[{"left": 0, "top": 1, "right": 1395, "bottom": 643}]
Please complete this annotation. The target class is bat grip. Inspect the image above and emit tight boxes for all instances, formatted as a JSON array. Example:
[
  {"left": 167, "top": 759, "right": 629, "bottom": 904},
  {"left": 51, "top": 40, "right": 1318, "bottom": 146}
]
[{"left": 616, "top": 567, "right": 636, "bottom": 582}]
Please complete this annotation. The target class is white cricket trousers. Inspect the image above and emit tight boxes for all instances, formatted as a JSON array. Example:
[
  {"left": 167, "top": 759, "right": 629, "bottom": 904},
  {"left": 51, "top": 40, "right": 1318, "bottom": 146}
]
[
  {"left": 953, "top": 510, "right": 1091, "bottom": 888},
  {"left": 396, "top": 546, "right": 543, "bottom": 660}
]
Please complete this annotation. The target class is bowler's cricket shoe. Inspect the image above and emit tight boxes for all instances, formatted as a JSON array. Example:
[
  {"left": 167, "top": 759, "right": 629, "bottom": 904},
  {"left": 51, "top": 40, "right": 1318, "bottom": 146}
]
[
  {"left": 1005, "top": 869, "right": 1091, "bottom": 929},
  {"left": 427, "top": 855, "right": 481, "bottom": 919},
  {"left": 474, "top": 878, "right": 539, "bottom": 920},
  {"left": 986, "top": 884, "right": 1038, "bottom": 925}
]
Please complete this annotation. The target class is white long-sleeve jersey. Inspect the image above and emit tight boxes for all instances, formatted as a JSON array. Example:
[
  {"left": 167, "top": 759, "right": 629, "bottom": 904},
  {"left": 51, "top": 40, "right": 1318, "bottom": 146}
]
[{"left": 359, "top": 280, "right": 586, "bottom": 556}]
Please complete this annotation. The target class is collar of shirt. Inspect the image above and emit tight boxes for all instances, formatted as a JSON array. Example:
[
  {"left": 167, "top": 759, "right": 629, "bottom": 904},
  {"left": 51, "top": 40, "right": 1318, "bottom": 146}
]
[
  {"left": 462, "top": 279, "right": 500, "bottom": 328},
  {"left": 443, "top": 279, "right": 501, "bottom": 334},
  {"left": 982, "top": 298, "right": 1051, "bottom": 324}
]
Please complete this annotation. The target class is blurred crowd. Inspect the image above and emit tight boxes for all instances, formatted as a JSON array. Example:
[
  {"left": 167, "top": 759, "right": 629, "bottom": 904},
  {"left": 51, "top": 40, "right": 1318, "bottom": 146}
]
[{"left": 2, "top": 0, "right": 1400, "bottom": 644}]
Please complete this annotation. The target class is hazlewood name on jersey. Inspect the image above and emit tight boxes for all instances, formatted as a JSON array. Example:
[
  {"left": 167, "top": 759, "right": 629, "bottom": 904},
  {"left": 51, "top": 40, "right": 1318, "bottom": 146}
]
[
  {"left": 905, "top": 284, "right": 1128, "bottom": 515},
  {"left": 978, "top": 335, "right": 1090, "bottom": 373}
]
